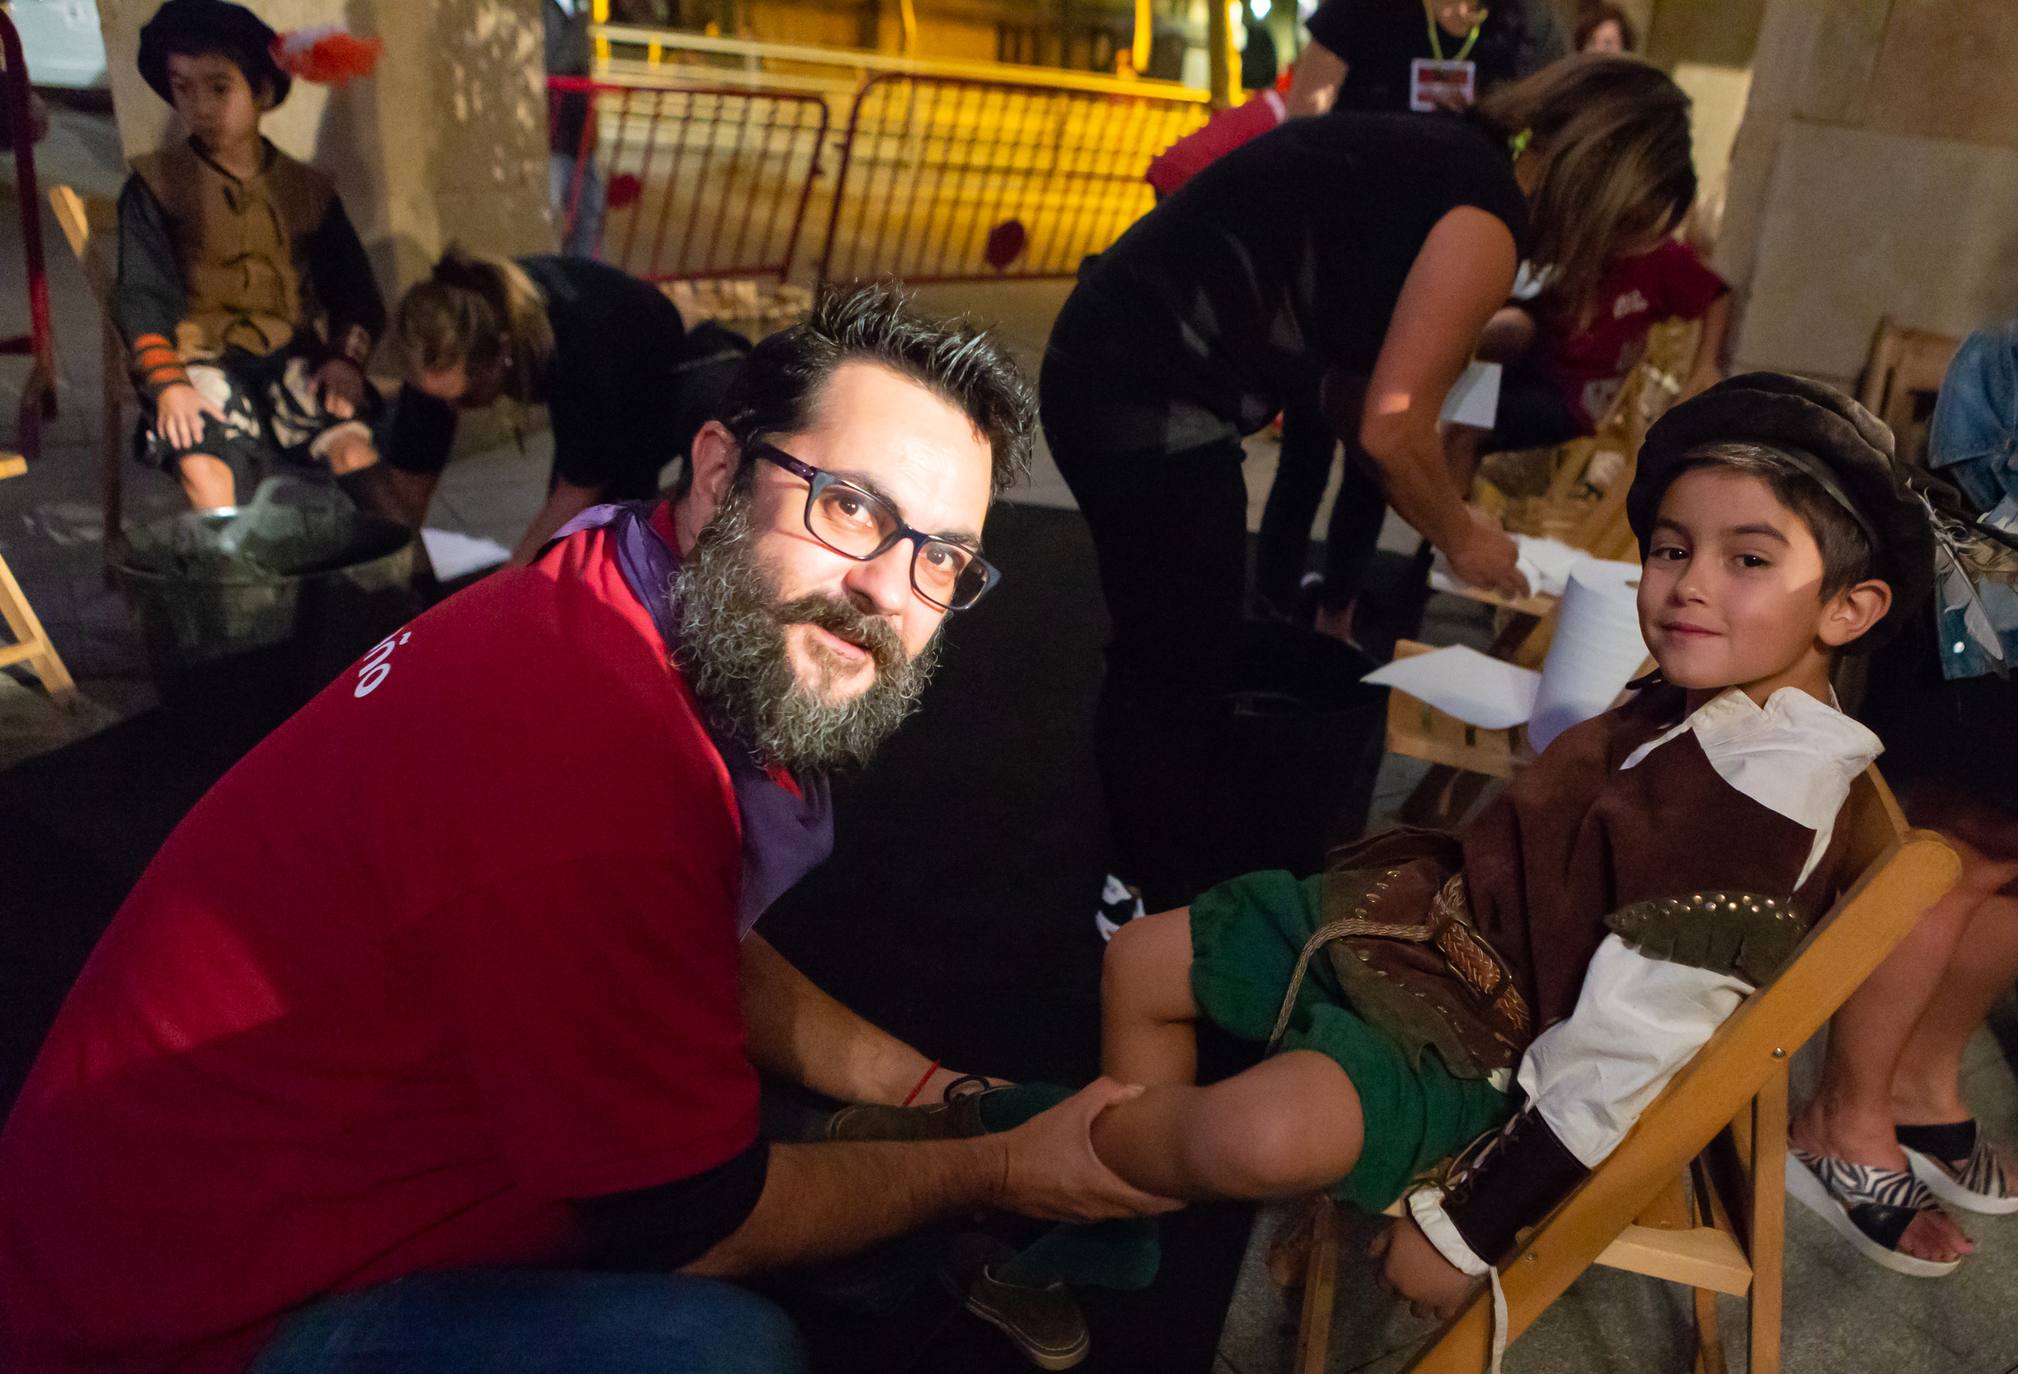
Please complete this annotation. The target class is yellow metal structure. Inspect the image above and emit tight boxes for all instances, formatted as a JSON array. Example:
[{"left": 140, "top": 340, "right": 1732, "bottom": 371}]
[{"left": 590, "top": 23, "right": 1211, "bottom": 106}]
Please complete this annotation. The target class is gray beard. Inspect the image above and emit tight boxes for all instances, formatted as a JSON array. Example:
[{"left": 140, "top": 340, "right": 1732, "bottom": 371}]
[{"left": 672, "top": 489, "right": 943, "bottom": 773}]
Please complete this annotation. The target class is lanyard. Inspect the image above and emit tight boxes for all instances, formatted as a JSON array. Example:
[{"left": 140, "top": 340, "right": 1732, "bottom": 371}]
[{"left": 1423, "top": 0, "right": 1485, "bottom": 63}]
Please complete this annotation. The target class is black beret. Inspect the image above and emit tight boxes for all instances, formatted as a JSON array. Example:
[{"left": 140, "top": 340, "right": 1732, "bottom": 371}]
[
  {"left": 1628, "top": 372, "right": 1935, "bottom": 651},
  {"left": 138, "top": 0, "right": 290, "bottom": 109}
]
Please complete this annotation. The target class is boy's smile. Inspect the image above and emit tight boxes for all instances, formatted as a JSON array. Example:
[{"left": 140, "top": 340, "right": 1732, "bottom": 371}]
[{"left": 1637, "top": 467, "right": 1843, "bottom": 708}]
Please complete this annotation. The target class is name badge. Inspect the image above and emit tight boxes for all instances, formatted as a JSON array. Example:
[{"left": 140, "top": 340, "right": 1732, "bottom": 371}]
[{"left": 1409, "top": 57, "right": 1477, "bottom": 112}]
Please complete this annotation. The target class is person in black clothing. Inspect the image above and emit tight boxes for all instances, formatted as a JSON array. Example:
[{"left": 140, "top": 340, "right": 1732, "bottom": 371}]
[
  {"left": 1284, "top": 0, "right": 1567, "bottom": 119},
  {"left": 1256, "top": 0, "right": 1569, "bottom": 630},
  {"left": 1043, "top": 55, "right": 1696, "bottom": 914},
  {"left": 386, "top": 248, "right": 751, "bottom": 564}
]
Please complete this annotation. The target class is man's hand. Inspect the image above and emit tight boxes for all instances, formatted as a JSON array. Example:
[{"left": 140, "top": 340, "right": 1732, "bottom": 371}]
[
  {"left": 314, "top": 357, "right": 368, "bottom": 419},
  {"left": 155, "top": 382, "right": 228, "bottom": 452},
  {"left": 996, "top": 1078, "right": 1186, "bottom": 1223},
  {"left": 1368, "top": 1217, "right": 1476, "bottom": 1320},
  {"left": 1442, "top": 507, "right": 1529, "bottom": 599}
]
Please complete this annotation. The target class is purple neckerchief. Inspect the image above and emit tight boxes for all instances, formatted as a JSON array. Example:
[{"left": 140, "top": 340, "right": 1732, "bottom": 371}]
[{"left": 551, "top": 502, "right": 835, "bottom": 933}]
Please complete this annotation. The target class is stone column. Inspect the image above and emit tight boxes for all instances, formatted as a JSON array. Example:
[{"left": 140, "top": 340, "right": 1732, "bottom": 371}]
[
  {"left": 1714, "top": 0, "right": 2018, "bottom": 386},
  {"left": 94, "top": 0, "right": 554, "bottom": 303}
]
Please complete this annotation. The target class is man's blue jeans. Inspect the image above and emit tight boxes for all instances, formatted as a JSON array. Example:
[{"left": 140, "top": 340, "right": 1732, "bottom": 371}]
[{"left": 247, "top": 1268, "right": 808, "bottom": 1374}]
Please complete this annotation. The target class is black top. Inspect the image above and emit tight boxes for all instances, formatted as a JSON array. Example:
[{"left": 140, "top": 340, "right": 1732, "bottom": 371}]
[
  {"left": 1046, "top": 112, "right": 1529, "bottom": 448},
  {"left": 393, "top": 256, "right": 711, "bottom": 497},
  {"left": 1306, "top": 0, "right": 1564, "bottom": 112}
]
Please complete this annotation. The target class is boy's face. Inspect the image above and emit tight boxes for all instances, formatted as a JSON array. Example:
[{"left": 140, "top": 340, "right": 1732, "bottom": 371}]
[
  {"left": 1637, "top": 467, "right": 1870, "bottom": 704},
  {"left": 165, "top": 52, "right": 266, "bottom": 151}
]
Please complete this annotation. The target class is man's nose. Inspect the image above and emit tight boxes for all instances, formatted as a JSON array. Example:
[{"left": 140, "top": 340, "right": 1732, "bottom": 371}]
[{"left": 842, "top": 539, "right": 915, "bottom": 616}]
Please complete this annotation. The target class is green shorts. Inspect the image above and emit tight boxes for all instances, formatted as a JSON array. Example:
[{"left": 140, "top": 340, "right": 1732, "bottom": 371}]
[{"left": 1189, "top": 869, "right": 1512, "bottom": 1212}]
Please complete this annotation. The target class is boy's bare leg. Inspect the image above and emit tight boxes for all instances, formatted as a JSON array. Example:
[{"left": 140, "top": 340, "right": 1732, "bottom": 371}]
[
  {"left": 1101, "top": 908, "right": 1203, "bottom": 1086},
  {"left": 1089, "top": 1050, "right": 1363, "bottom": 1200},
  {"left": 176, "top": 452, "right": 236, "bottom": 511},
  {"left": 1790, "top": 867, "right": 1987, "bottom": 1261}
]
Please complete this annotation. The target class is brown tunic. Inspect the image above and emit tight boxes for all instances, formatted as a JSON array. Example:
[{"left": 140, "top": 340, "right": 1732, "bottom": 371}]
[
  {"left": 1321, "top": 687, "right": 1851, "bottom": 1076},
  {"left": 130, "top": 140, "right": 337, "bottom": 360}
]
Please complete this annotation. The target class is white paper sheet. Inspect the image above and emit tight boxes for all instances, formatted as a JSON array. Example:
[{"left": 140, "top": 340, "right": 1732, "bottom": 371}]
[
  {"left": 1429, "top": 535, "right": 1636, "bottom": 604},
  {"left": 1362, "top": 644, "right": 1541, "bottom": 730},
  {"left": 1528, "top": 561, "right": 1648, "bottom": 751},
  {"left": 1439, "top": 361, "right": 1502, "bottom": 429},
  {"left": 421, "top": 528, "right": 513, "bottom": 582}
]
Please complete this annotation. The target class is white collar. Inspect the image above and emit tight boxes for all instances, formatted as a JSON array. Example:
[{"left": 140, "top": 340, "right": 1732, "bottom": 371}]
[{"left": 1620, "top": 687, "right": 1881, "bottom": 884}]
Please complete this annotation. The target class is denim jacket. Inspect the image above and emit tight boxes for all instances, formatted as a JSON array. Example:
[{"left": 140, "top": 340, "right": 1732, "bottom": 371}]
[{"left": 1930, "top": 319, "right": 2018, "bottom": 519}]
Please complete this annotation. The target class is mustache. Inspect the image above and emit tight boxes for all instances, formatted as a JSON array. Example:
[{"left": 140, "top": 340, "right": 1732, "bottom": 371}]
[{"left": 772, "top": 593, "right": 906, "bottom": 673}]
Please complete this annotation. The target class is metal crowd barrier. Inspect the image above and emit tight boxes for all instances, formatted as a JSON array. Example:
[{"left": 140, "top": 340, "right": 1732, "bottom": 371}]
[
  {"left": 549, "top": 64, "right": 1211, "bottom": 290},
  {"left": 816, "top": 72, "right": 1209, "bottom": 284},
  {"left": 550, "top": 76, "right": 830, "bottom": 284}
]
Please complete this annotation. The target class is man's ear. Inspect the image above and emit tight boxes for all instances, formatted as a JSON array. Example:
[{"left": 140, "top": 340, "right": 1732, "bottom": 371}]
[
  {"left": 1817, "top": 577, "right": 1893, "bottom": 649},
  {"left": 674, "top": 420, "right": 742, "bottom": 549}
]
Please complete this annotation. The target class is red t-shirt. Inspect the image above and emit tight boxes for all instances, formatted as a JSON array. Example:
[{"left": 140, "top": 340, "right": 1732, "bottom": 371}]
[
  {"left": 0, "top": 506, "right": 756, "bottom": 1374},
  {"left": 1545, "top": 239, "right": 1728, "bottom": 430}
]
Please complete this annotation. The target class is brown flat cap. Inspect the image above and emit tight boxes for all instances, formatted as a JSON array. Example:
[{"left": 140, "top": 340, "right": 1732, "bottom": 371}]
[{"left": 1629, "top": 372, "right": 1934, "bottom": 650}]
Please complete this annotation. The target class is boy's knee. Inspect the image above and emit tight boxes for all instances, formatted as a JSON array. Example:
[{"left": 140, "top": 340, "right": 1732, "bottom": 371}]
[
  {"left": 1101, "top": 907, "right": 1185, "bottom": 1005},
  {"left": 321, "top": 428, "right": 378, "bottom": 476}
]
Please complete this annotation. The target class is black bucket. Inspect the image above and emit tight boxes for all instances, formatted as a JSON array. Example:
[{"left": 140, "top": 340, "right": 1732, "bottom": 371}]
[
  {"left": 1194, "top": 620, "right": 1387, "bottom": 892},
  {"left": 113, "top": 503, "right": 420, "bottom": 738}
]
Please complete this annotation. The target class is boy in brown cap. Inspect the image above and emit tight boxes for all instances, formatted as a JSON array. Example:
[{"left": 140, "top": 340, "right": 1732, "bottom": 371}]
[
  {"left": 117, "top": 0, "right": 389, "bottom": 513},
  {"left": 1082, "top": 373, "right": 1936, "bottom": 1320}
]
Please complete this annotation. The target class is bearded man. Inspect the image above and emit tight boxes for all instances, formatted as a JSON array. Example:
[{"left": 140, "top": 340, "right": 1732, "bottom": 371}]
[{"left": 0, "top": 286, "right": 1172, "bottom": 1374}]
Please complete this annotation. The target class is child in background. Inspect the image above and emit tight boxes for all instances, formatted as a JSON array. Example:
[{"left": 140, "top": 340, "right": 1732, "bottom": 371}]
[
  {"left": 116, "top": 0, "right": 391, "bottom": 514},
  {"left": 1449, "top": 237, "right": 1731, "bottom": 489}
]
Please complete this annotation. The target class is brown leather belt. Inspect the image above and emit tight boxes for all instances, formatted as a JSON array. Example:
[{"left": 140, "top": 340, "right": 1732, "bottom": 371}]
[
  {"left": 1427, "top": 874, "right": 1532, "bottom": 1040},
  {"left": 1268, "top": 871, "right": 1532, "bottom": 1052}
]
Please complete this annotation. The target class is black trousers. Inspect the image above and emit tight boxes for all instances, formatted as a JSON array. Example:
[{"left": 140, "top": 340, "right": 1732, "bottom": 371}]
[
  {"left": 1253, "top": 386, "right": 1391, "bottom": 616},
  {"left": 1042, "top": 355, "right": 1374, "bottom": 909}
]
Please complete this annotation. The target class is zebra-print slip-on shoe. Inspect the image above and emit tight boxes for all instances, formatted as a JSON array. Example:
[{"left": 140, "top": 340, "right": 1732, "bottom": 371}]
[
  {"left": 1786, "top": 1146, "right": 1964, "bottom": 1277},
  {"left": 1899, "top": 1120, "right": 2018, "bottom": 1216}
]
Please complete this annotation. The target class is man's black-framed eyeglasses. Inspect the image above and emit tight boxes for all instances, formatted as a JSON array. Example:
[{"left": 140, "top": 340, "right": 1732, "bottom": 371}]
[{"left": 753, "top": 443, "right": 1001, "bottom": 612}]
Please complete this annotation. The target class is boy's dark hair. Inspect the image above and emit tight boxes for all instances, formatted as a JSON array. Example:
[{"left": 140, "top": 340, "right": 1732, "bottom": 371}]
[
  {"left": 1667, "top": 441, "right": 1874, "bottom": 595},
  {"left": 138, "top": 0, "right": 290, "bottom": 108},
  {"left": 682, "top": 282, "right": 1036, "bottom": 497}
]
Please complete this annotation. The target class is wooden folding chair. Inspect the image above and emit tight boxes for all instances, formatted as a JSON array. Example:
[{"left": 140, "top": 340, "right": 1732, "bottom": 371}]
[
  {"left": 1855, "top": 319, "right": 1957, "bottom": 470},
  {"left": 1288, "top": 769, "right": 1960, "bottom": 1374},
  {"left": 49, "top": 184, "right": 129, "bottom": 569},
  {"left": 0, "top": 455, "right": 77, "bottom": 702}
]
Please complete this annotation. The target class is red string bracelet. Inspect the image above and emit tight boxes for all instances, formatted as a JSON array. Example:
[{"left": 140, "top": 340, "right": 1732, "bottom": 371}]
[{"left": 901, "top": 1059, "right": 941, "bottom": 1107}]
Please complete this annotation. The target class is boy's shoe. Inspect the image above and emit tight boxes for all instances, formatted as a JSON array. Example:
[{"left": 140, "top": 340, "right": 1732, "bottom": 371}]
[
  {"left": 963, "top": 1264, "right": 1090, "bottom": 1371},
  {"left": 825, "top": 1075, "right": 994, "bottom": 1142},
  {"left": 1094, "top": 873, "right": 1145, "bottom": 942}
]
